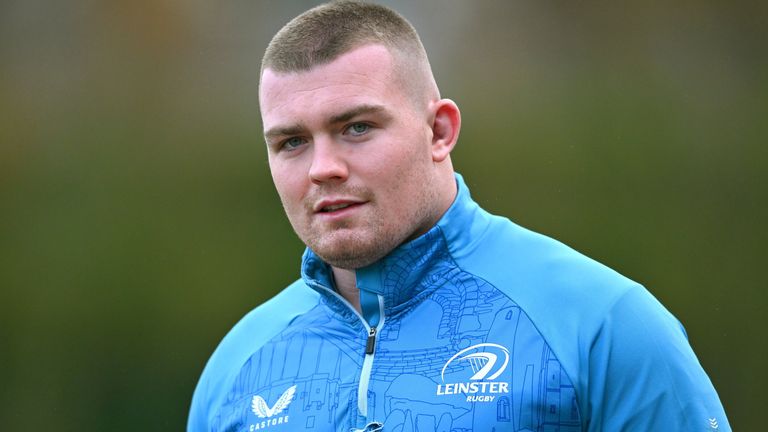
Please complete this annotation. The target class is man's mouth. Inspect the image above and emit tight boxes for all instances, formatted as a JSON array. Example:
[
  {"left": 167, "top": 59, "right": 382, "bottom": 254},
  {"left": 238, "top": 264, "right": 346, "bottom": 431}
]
[
  {"left": 320, "top": 203, "right": 355, "bottom": 212},
  {"left": 314, "top": 199, "right": 366, "bottom": 214}
]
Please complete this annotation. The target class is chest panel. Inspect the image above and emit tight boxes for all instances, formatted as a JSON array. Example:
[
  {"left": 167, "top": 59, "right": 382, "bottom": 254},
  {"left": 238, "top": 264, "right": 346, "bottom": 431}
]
[{"left": 212, "top": 276, "right": 581, "bottom": 432}]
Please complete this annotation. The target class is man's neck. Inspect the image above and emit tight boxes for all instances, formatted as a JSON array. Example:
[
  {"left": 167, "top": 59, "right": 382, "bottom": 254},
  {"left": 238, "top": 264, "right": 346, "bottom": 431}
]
[
  {"left": 326, "top": 174, "right": 459, "bottom": 315},
  {"left": 331, "top": 266, "right": 361, "bottom": 313}
]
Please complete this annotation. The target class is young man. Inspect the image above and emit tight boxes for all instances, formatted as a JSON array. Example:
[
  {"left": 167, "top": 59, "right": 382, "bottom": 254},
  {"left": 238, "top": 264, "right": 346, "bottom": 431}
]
[{"left": 189, "top": 2, "right": 730, "bottom": 431}]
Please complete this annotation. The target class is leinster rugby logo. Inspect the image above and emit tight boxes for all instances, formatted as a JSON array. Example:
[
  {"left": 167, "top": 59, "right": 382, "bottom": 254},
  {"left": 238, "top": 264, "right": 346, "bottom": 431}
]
[
  {"left": 436, "top": 343, "right": 510, "bottom": 403},
  {"left": 249, "top": 385, "right": 295, "bottom": 430}
]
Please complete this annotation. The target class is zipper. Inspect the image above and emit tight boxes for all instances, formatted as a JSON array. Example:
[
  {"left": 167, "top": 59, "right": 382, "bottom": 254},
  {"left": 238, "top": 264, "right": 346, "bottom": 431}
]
[
  {"left": 365, "top": 326, "right": 377, "bottom": 355},
  {"left": 305, "top": 281, "right": 385, "bottom": 419},
  {"left": 357, "top": 293, "right": 385, "bottom": 417}
]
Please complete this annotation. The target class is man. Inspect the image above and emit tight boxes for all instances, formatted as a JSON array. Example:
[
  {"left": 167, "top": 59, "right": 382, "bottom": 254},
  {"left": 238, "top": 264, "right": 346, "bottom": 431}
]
[{"left": 189, "top": 2, "right": 730, "bottom": 431}]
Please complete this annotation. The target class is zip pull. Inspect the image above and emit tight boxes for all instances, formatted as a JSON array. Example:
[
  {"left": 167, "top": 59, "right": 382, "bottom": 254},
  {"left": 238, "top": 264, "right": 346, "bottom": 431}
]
[
  {"left": 365, "top": 326, "right": 377, "bottom": 355},
  {"left": 350, "top": 422, "right": 384, "bottom": 432}
]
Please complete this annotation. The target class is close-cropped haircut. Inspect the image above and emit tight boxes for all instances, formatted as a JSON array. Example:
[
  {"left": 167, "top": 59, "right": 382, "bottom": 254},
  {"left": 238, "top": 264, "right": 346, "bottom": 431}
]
[{"left": 261, "top": 0, "right": 430, "bottom": 76}]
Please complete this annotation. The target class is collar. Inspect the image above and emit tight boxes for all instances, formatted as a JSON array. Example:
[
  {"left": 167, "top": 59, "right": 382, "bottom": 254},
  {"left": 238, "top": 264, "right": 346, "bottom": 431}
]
[{"left": 300, "top": 173, "right": 490, "bottom": 321}]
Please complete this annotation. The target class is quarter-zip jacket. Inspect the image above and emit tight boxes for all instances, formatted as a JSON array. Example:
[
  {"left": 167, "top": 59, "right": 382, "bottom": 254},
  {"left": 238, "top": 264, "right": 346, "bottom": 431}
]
[{"left": 189, "top": 174, "right": 730, "bottom": 432}]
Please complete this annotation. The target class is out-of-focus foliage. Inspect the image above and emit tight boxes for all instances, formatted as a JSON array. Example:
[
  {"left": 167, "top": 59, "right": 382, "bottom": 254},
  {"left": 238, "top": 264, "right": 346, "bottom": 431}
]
[{"left": 1, "top": 1, "right": 765, "bottom": 430}]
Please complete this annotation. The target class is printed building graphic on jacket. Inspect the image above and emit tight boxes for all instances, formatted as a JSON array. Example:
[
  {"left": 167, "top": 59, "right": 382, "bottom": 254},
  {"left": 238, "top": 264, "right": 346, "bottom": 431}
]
[{"left": 212, "top": 230, "right": 580, "bottom": 431}]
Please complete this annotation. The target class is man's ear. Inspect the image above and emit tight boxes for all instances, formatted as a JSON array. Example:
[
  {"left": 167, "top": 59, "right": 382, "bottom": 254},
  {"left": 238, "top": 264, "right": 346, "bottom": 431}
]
[{"left": 430, "top": 99, "right": 461, "bottom": 163}]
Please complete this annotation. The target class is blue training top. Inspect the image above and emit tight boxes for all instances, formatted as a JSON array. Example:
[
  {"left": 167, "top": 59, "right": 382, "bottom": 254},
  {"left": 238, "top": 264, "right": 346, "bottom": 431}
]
[{"left": 188, "top": 173, "right": 730, "bottom": 432}]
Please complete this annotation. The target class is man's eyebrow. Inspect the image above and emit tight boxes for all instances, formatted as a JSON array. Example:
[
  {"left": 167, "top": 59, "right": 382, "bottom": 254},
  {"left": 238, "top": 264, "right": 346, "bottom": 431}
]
[
  {"left": 264, "top": 124, "right": 305, "bottom": 140},
  {"left": 264, "top": 105, "right": 390, "bottom": 140},
  {"left": 329, "top": 104, "right": 389, "bottom": 124}
]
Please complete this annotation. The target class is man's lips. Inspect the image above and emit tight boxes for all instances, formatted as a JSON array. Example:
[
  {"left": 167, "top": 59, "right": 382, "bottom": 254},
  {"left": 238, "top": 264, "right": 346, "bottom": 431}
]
[{"left": 313, "top": 199, "right": 367, "bottom": 214}]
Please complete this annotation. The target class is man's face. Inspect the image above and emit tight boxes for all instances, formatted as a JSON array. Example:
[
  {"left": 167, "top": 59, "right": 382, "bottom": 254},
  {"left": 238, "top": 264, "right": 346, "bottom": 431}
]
[{"left": 260, "top": 44, "right": 442, "bottom": 269}]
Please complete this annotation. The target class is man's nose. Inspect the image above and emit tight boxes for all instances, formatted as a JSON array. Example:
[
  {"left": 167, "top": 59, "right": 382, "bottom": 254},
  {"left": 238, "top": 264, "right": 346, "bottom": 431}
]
[{"left": 308, "top": 138, "right": 349, "bottom": 184}]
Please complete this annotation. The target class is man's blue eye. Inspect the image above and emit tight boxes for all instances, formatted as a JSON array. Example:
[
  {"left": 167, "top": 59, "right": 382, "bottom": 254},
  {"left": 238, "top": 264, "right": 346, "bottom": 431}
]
[
  {"left": 348, "top": 123, "right": 369, "bottom": 135},
  {"left": 283, "top": 137, "right": 304, "bottom": 150}
]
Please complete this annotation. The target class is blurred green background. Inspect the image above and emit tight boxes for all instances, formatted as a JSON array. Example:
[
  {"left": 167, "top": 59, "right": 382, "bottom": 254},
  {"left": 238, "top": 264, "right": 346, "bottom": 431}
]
[{"left": 1, "top": 1, "right": 765, "bottom": 430}]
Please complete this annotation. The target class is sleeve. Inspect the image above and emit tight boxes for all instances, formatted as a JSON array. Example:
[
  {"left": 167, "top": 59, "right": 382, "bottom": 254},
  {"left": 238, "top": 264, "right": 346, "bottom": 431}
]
[
  {"left": 585, "top": 286, "right": 731, "bottom": 431},
  {"left": 187, "top": 372, "right": 210, "bottom": 432}
]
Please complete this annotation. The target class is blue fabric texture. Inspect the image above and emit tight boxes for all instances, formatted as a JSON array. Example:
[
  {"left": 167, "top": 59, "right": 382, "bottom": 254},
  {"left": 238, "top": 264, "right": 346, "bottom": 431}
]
[{"left": 188, "top": 173, "right": 730, "bottom": 431}]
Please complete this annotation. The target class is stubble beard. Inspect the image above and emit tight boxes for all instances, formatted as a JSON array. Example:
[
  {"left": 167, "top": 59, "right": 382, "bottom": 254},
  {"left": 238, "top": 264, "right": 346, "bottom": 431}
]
[
  {"left": 309, "top": 222, "right": 392, "bottom": 269},
  {"left": 287, "top": 181, "right": 439, "bottom": 270}
]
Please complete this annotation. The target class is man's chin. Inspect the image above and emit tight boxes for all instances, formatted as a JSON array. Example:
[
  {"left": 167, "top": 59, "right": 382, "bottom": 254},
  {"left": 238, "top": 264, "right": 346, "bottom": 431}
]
[
  {"left": 309, "top": 235, "right": 391, "bottom": 270},
  {"left": 312, "top": 245, "right": 380, "bottom": 270}
]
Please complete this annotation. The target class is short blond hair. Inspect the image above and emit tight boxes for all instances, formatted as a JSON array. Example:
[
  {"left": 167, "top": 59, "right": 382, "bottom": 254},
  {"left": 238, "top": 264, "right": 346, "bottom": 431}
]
[{"left": 261, "top": 1, "right": 438, "bottom": 105}]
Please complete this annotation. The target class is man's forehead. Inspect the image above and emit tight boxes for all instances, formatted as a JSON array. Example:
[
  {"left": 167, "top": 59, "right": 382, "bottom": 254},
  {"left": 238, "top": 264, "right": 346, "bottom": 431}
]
[
  {"left": 259, "top": 45, "right": 406, "bottom": 126},
  {"left": 260, "top": 44, "right": 397, "bottom": 95}
]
